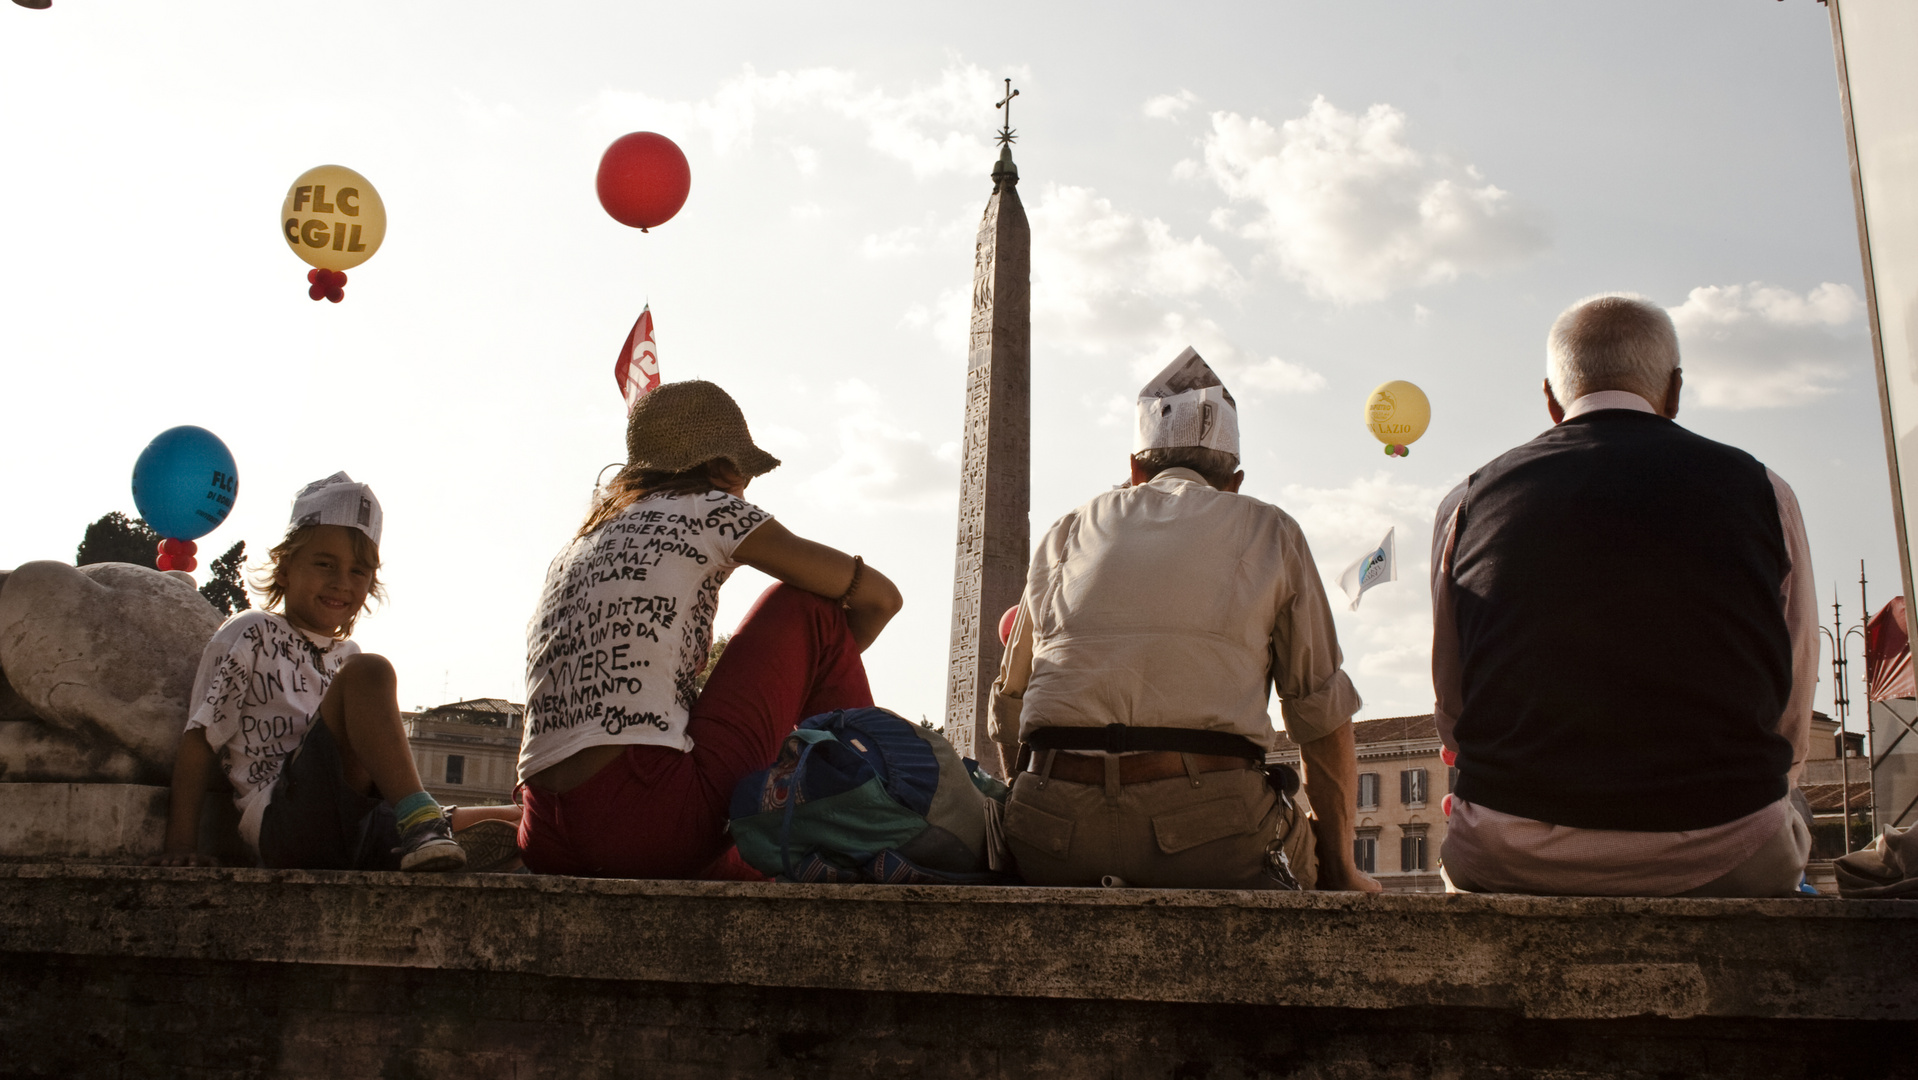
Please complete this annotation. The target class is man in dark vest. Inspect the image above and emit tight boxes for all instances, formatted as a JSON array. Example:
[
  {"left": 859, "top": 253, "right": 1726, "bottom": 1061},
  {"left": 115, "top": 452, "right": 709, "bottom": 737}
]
[{"left": 1431, "top": 294, "right": 1817, "bottom": 897}]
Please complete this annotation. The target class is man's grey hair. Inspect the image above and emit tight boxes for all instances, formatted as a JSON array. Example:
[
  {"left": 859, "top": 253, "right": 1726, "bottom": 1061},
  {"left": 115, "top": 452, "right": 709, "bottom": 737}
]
[
  {"left": 1132, "top": 446, "right": 1240, "bottom": 489},
  {"left": 1546, "top": 293, "right": 1680, "bottom": 407}
]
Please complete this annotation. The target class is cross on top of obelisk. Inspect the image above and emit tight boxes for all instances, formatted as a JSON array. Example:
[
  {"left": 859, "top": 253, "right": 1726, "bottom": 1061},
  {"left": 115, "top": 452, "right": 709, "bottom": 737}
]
[{"left": 995, "top": 78, "right": 1020, "bottom": 146}]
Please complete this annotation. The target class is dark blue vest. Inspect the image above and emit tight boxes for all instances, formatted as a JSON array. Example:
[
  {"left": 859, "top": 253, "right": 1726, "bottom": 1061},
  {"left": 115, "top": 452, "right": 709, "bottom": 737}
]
[{"left": 1450, "top": 409, "right": 1793, "bottom": 831}]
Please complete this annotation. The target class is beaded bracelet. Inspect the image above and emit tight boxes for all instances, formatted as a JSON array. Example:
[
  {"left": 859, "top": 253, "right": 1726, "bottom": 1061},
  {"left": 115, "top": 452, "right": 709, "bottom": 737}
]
[{"left": 837, "top": 555, "right": 865, "bottom": 605}]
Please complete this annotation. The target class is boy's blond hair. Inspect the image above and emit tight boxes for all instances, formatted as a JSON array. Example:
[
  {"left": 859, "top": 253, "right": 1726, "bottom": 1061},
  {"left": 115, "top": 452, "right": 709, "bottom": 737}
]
[{"left": 249, "top": 524, "right": 386, "bottom": 638}]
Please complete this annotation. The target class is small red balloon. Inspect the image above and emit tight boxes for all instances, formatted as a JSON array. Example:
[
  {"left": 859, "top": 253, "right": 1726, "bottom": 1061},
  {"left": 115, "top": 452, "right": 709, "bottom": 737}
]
[
  {"left": 596, "top": 132, "right": 692, "bottom": 231},
  {"left": 155, "top": 553, "right": 174, "bottom": 571},
  {"left": 307, "top": 269, "right": 322, "bottom": 284},
  {"left": 175, "top": 556, "right": 197, "bottom": 573},
  {"left": 325, "top": 288, "right": 344, "bottom": 303},
  {"left": 998, "top": 605, "right": 1019, "bottom": 646},
  {"left": 161, "top": 538, "right": 196, "bottom": 557},
  {"left": 1440, "top": 747, "right": 1456, "bottom": 767},
  {"left": 309, "top": 284, "right": 327, "bottom": 301},
  {"left": 332, "top": 270, "right": 348, "bottom": 287},
  {"left": 1442, "top": 793, "right": 1454, "bottom": 817}
]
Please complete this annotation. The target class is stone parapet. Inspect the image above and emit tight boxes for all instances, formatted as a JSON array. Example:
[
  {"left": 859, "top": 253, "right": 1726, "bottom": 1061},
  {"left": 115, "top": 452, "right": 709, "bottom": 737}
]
[
  {"left": 1, "top": 865, "right": 1912, "bottom": 1077},
  {"left": 2, "top": 865, "right": 1912, "bottom": 1020}
]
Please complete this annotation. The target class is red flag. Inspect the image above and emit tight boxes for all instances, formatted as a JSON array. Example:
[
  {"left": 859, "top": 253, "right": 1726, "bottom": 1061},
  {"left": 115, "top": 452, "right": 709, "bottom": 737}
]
[
  {"left": 614, "top": 304, "right": 660, "bottom": 412},
  {"left": 1867, "top": 596, "right": 1914, "bottom": 701}
]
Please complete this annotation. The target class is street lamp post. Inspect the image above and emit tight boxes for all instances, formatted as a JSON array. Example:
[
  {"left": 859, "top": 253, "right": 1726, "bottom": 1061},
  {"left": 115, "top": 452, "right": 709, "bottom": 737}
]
[{"left": 1819, "top": 564, "right": 1870, "bottom": 855}]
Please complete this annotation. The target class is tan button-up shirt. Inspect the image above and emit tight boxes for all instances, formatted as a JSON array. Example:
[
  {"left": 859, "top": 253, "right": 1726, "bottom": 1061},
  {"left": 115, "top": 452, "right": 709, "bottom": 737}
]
[{"left": 990, "top": 467, "right": 1361, "bottom": 752}]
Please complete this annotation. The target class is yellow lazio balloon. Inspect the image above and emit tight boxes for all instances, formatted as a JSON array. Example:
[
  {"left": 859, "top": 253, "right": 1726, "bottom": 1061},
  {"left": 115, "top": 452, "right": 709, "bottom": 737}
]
[
  {"left": 1365, "top": 380, "right": 1431, "bottom": 458},
  {"left": 280, "top": 165, "right": 385, "bottom": 271}
]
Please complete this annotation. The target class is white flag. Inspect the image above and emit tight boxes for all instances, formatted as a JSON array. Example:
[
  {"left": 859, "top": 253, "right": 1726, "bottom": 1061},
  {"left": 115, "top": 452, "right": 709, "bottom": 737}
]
[{"left": 1338, "top": 527, "right": 1397, "bottom": 611}]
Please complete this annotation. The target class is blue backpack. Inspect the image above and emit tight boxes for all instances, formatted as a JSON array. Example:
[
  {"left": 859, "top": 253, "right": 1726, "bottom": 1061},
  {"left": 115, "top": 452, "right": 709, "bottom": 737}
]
[{"left": 728, "top": 707, "right": 1013, "bottom": 884}]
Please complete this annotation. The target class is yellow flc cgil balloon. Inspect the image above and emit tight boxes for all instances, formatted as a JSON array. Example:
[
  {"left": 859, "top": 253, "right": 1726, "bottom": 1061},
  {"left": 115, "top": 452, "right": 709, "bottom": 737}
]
[
  {"left": 280, "top": 165, "right": 386, "bottom": 272},
  {"left": 1365, "top": 380, "right": 1431, "bottom": 457}
]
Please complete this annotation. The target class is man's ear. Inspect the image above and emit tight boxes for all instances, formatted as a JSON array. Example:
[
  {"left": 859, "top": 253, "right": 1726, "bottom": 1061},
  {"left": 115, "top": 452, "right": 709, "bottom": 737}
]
[
  {"left": 1128, "top": 455, "right": 1151, "bottom": 486},
  {"left": 1543, "top": 379, "right": 1566, "bottom": 425},
  {"left": 1661, "top": 368, "right": 1682, "bottom": 420},
  {"left": 1224, "top": 470, "right": 1245, "bottom": 493}
]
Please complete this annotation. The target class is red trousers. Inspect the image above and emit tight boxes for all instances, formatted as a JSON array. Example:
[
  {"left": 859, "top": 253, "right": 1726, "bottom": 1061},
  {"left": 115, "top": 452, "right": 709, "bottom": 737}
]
[{"left": 517, "top": 583, "right": 874, "bottom": 878}]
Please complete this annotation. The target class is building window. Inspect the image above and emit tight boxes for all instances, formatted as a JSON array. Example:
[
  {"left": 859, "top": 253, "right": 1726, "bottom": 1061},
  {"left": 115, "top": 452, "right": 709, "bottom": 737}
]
[
  {"left": 1353, "top": 831, "right": 1379, "bottom": 874},
  {"left": 1357, "top": 773, "right": 1380, "bottom": 810},
  {"left": 1401, "top": 768, "right": 1428, "bottom": 807},
  {"left": 1401, "top": 829, "right": 1428, "bottom": 872},
  {"left": 445, "top": 755, "right": 465, "bottom": 786}
]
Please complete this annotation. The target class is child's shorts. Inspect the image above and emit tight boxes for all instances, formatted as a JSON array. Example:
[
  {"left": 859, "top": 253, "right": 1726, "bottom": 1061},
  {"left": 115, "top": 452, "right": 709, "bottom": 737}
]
[{"left": 258, "top": 721, "right": 401, "bottom": 871}]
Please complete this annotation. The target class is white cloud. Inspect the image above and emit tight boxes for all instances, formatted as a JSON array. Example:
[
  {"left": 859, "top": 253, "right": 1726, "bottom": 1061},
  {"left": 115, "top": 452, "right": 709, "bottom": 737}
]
[
  {"left": 1026, "top": 183, "right": 1256, "bottom": 369},
  {"left": 796, "top": 380, "right": 958, "bottom": 512},
  {"left": 1143, "top": 89, "right": 1198, "bottom": 120},
  {"left": 591, "top": 63, "right": 1011, "bottom": 178},
  {"left": 1239, "top": 356, "right": 1327, "bottom": 394},
  {"left": 1667, "top": 282, "right": 1865, "bottom": 409},
  {"left": 862, "top": 212, "right": 972, "bottom": 260},
  {"left": 1197, "top": 97, "right": 1547, "bottom": 303}
]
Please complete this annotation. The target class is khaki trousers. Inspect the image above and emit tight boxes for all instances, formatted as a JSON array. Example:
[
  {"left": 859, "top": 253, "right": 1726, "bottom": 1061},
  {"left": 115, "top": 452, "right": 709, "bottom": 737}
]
[{"left": 1002, "top": 756, "right": 1317, "bottom": 890}]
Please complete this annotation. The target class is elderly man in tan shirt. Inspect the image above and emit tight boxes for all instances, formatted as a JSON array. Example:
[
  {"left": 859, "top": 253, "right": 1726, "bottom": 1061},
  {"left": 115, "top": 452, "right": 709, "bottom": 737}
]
[{"left": 989, "top": 348, "right": 1381, "bottom": 892}]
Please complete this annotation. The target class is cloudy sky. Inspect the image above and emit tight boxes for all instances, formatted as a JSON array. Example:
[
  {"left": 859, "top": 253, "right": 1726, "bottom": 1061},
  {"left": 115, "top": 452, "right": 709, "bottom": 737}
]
[{"left": 0, "top": 1, "right": 1891, "bottom": 731}]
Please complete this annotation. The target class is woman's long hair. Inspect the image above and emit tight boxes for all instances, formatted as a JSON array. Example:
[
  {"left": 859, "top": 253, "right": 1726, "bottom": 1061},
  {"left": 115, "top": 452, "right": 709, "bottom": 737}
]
[{"left": 576, "top": 458, "right": 736, "bottom": 540}]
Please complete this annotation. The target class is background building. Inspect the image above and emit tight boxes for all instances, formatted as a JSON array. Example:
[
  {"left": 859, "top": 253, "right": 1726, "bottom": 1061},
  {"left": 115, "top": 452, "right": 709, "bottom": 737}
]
[
  {"left": 1274, "top": 710, "right": 1859, "bottom": 894},
  {"left": 1271, "top": 715, "right": 1448, "bottom": 893},
  {"left": 404, "top": 698, "right": 523, "bottom": 807}
]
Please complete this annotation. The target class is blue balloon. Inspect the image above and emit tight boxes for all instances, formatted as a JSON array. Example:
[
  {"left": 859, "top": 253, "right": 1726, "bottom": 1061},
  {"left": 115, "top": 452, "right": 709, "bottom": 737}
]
[{"left": 131, "top": 426, "right": 238, "bottom": 541}]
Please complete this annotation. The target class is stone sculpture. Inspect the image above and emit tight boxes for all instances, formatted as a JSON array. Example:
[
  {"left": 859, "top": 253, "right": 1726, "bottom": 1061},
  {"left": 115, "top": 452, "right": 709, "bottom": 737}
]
[{"left": 0, "top": 561, "right": 222, "bottom": 786}]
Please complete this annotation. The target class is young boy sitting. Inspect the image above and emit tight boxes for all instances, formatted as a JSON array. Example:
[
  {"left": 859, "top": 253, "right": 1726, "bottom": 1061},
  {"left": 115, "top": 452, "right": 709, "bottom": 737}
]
[{"left": 150, "top": 473, "right": 467, "bottom": 871}]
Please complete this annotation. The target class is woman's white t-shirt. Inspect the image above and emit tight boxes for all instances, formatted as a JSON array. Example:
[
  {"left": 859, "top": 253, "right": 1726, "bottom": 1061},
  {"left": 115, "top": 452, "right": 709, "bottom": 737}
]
[
  {"left": 184, "top": 609, "right": 361, "bottom": 854},
  {"left": 519, "top": 490, "right": 772, "bottom": 780}
]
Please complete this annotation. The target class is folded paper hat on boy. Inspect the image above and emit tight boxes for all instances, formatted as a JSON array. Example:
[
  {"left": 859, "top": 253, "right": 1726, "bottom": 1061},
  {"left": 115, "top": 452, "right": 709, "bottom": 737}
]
[
  {"left": 1134, "top": 347, "right": 1240, "bottom": 457},
  {"left": 290, "top": 471, "right": 383, "bottom": 546}
]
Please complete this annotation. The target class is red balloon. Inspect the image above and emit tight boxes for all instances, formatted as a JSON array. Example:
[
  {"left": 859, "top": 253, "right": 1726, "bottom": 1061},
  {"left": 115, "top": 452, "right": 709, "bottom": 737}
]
[
  {"left": 1440, "top": 747, "right": 1457, "bottom": 767},
  {"left": 325, "top": 288, "right": 345, "bottom": 303},
  {"left": 307, "top": 269, "right": 322, "bottom": 284},
  {"left": 596, "top": 132, "right": 691, "bottom": 230},
  {"left": 309, "top": 283, "right": 327, "bottom": 301},
  {"left": 161, "top": 538, "right": 196, "bottom": 557},
  {"left": 998, "top": 605, "right": 1019, "bottom": 646},
  {"left": 175, "top": 556, "right": 197, "bottom": 573},
  {"left": 155, "top": 553, "right": 174, "bottom": 571},
  {"left": 1442, "top": 793, "right": 1454, "bottom": 817}
]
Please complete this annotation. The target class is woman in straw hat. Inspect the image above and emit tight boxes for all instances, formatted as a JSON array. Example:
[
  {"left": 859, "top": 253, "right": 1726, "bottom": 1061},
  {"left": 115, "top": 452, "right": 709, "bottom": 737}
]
[{"left": 517, "top": 380, "right": 902, "bottom": 878}]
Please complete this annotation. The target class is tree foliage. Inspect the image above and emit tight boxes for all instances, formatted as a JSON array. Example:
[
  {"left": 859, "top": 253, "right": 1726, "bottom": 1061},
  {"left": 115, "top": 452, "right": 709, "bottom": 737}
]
[
  {"left": 199, "top": 541, "right": 251, "bottom": 616},
  {"left": 75, "top": 512, "right": 251, "bottom": 615},
  {"left": 694, "top": 633, "right": 730, "bottom": 694},
  {"left": 75, "top": 511, "right": 159, "bottom": 567}
]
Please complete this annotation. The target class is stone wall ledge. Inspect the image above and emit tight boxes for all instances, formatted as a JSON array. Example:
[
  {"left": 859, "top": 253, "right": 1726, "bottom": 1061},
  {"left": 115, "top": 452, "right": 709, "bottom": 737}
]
[{"left": 3, "top": 863, "right": 1912, "bottom": 1023}]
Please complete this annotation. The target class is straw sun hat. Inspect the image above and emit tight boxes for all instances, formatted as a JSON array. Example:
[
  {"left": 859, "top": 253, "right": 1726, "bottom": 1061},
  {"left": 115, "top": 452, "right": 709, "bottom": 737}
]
[{"left": 624, "top": 380, "right": 781, "bottom": 478}]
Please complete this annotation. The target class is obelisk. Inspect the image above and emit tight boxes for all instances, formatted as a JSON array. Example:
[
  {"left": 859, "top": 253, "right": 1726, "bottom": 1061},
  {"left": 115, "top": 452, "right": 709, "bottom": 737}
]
[{"left": 944, "top": 82, "right": 1030, "bottom": 769}]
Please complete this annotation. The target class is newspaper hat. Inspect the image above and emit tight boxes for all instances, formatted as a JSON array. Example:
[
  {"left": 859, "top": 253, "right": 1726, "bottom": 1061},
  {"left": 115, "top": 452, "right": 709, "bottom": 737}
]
[
  {"left": 289, "top": 471, "right": 383, "bottom": 546},
  {"left": 1134, "top": 347, "right": 1240, "bottom": 456}
]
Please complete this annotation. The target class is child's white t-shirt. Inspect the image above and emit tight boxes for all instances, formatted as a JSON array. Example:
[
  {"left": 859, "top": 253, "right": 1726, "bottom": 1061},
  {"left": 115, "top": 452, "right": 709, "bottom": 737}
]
[
  {"left": 519, "top": 489, "right": 773, "bottom": 780},
  {"left": 184, "top": 609, "right": 361, "bottom": 854}
]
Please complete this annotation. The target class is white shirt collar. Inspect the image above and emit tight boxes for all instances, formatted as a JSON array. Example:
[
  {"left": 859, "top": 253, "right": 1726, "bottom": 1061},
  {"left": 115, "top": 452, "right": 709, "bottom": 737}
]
[{"left": 1563, "top": 390, "right": 1657, "bottom": 420}]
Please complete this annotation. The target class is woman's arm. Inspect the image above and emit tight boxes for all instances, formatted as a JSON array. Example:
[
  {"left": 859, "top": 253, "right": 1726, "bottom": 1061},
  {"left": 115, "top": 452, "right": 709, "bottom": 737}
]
[{"left": 733, "top": 520, "right": 903, "bottom": 650}]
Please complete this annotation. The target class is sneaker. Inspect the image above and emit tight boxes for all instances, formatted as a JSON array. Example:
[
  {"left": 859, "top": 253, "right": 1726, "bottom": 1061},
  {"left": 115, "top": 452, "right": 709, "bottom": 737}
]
[
  {"left": 395, "top": 813, "right": 467, "bottom": 872},
  {"left": 454, "top": 818, "right": 522, "bottom": 874}
]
